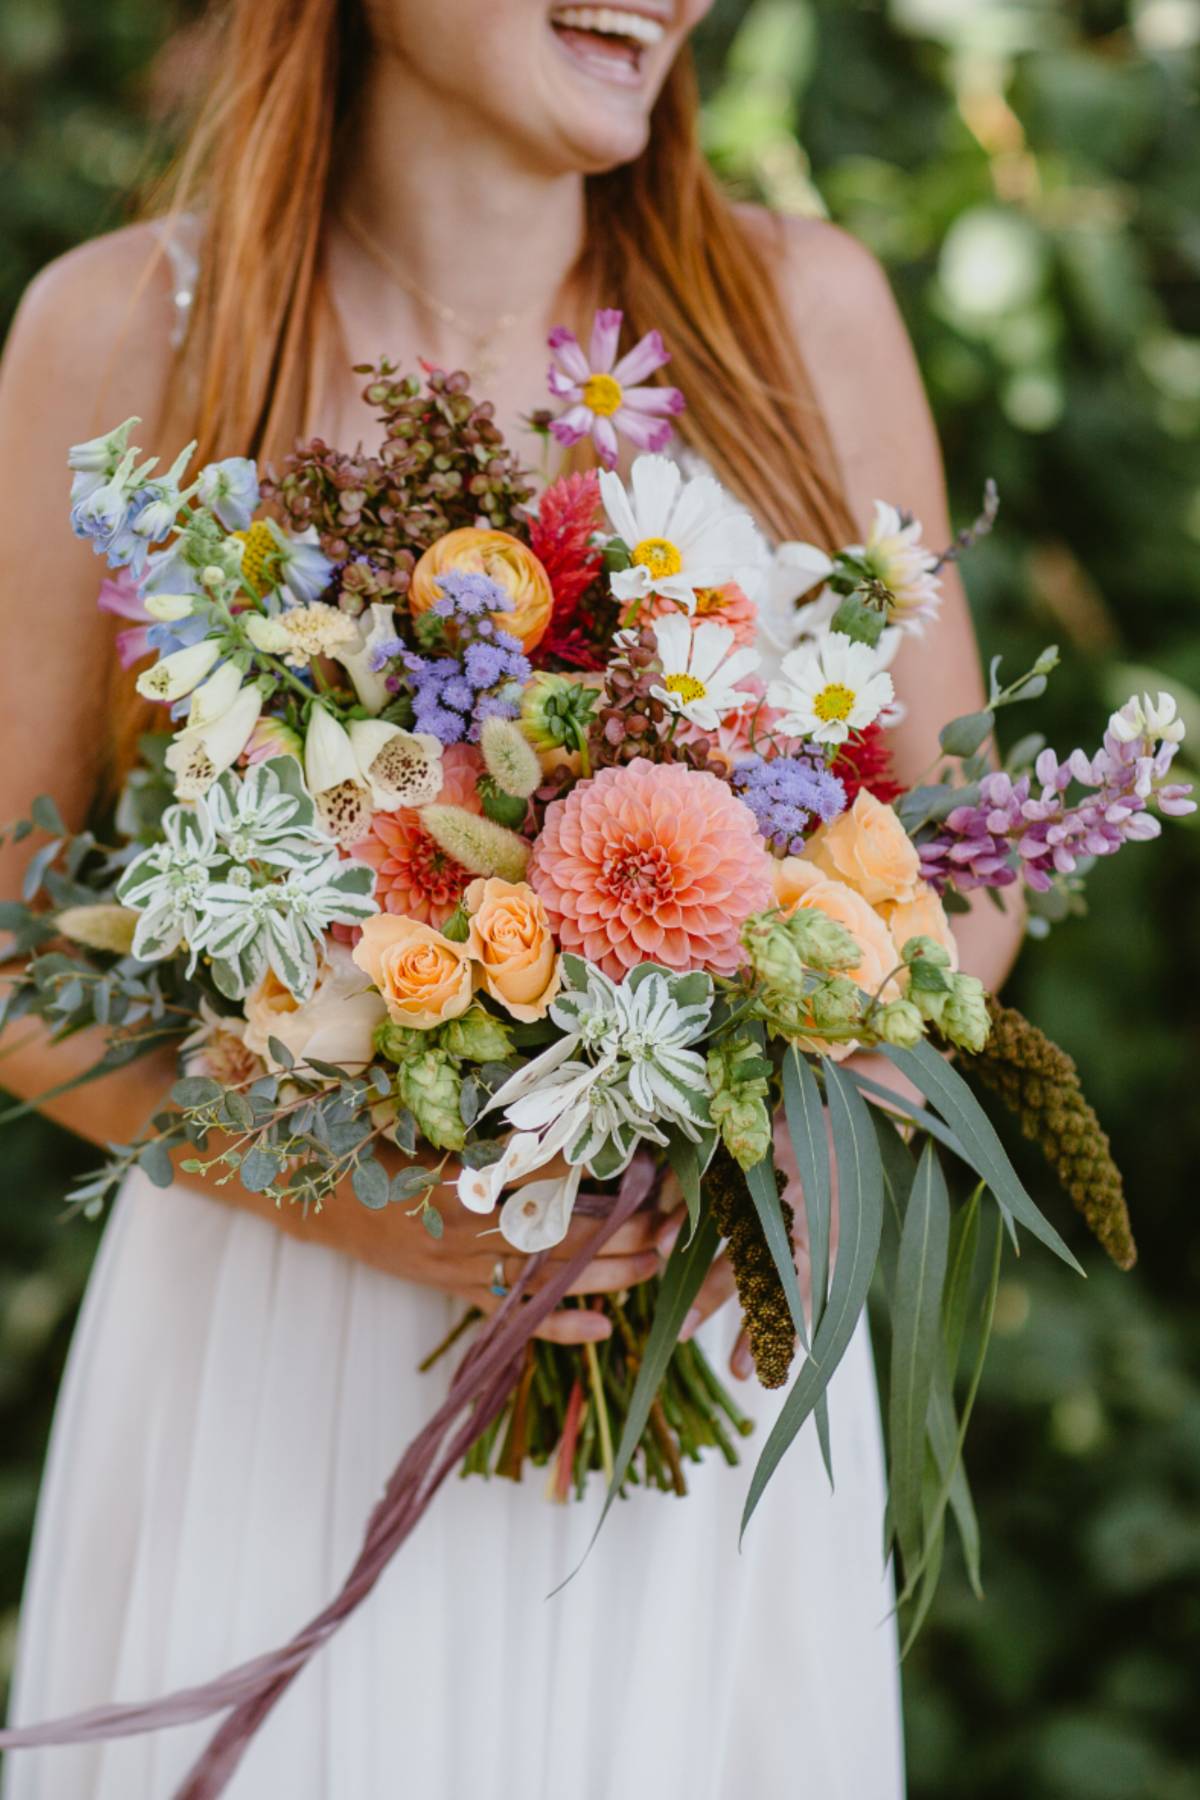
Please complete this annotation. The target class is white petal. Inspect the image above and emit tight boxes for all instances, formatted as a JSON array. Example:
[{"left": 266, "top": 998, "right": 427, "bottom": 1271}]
[
  {"left": 304, "top": 705, "right": 359, "bottom": 795},
  {"left": 629, "top": 454, "right": 681, "bottom": 539},
  {"left": 651, "top": 611, "right": 693, "bottom": 671},
  {"left": 499, "top": 1165, "right": 583, "bottom": 1253},
  {"left": 686, "top": 619, "right": 736, "bottom": 680},
  {"left": 598, "top": 467, "right": 639, "bottom": 545}
]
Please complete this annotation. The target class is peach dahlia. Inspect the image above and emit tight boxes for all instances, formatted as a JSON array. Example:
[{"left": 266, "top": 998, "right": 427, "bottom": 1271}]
[{"left": 528, "top": 757, "right": 772, "bottom": 980}]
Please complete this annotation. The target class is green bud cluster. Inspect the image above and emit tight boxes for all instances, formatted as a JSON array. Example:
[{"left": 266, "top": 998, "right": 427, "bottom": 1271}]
[
  {"left": 394, "top": 1048, "right": 464, "bottom": 1153},
  {"left": 519, "top": 671, "right": 597, "bottom": 753},
  {"left": 707, "top": 1036, "right": 774, "bottom": 1171}
]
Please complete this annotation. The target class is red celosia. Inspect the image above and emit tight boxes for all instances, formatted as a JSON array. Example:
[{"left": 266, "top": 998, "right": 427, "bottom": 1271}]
[
  {"left": 527, "top": 471, "right": 606, "bottom": 668},
  {"left": 831, "top": 721, "right": 904, "bottom": 807}
]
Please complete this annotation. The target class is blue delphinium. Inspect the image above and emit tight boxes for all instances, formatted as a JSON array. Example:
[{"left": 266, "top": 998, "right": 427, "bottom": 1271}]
[
  {"left": 732, "top": 753, "right": 847, "bottom": 855},
  {"left": 370, "top": 572, "right": 531, "bottom": 745}
]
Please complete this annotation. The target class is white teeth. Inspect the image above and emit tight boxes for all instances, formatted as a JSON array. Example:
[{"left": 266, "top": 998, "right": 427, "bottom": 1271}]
[{"left": 551, "top": 6, "right": 667, "bottom": 47}]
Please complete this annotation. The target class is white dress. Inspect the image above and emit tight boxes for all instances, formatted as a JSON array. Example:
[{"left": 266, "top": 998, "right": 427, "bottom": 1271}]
[{"left": 1, "top": 249, "right": 905, "bottom": 1800}]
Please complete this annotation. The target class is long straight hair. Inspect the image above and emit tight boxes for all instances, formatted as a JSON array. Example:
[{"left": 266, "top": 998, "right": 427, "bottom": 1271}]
[{"left": 115, "top": 0, "right": 856, "bottom": 764}]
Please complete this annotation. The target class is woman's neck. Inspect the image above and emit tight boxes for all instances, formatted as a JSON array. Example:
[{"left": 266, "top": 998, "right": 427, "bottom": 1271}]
[{"left": 334, "top": 51, "right": 587, "bottom": 337}]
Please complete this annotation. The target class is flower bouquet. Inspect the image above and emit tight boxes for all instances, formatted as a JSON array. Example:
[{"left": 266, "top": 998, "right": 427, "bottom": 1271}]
[{"left": 1, "top": 312, "right": 1193, "bottom": 1792}]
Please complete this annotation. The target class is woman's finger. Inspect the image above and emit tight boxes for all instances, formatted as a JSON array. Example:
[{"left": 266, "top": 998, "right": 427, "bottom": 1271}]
[
  {"left": 678, "top": 1252, "right": 737, "bottom": 1342},
  {"left": 470, "top": 1290, "right": 613, "bottom": 1344},
  {"left": 564, "top": 1249, "right": 661, "bottom": 1296},
  {"left": 730, "top": 1325, "right": 753, "bottom": 1381}
]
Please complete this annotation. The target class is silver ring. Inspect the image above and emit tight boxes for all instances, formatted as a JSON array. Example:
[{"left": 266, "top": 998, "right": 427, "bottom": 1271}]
[{"left": 489, "top": 1259, "right": 509, "bottom": 1298}]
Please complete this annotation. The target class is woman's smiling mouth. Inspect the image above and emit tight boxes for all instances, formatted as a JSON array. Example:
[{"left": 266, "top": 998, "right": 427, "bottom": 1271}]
[{"left": 548, "top": 5, "right": 669, "bottom": 88}]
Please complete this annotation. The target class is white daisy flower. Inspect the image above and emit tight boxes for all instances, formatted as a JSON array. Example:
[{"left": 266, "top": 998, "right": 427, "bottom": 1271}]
[
  {"left": 599, "top": 454, "right": 766, "bottom": 616},
  {"left": 854, "top": 501, "right": 942, "bottom": 632},
  {"left": 649, "top": 615, "right": 761, "bottom": 731},
  {"left": 767, "top": 631, "right": 895, "bottom": 746}
]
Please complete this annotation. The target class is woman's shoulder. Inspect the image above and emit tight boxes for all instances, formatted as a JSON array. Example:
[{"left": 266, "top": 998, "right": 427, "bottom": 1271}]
[
  {"left": 735, "top": 205, "right": 903, "bottom": 353},
  {"left": 3, "top": 221, "right": 185, "bottom": 428}
]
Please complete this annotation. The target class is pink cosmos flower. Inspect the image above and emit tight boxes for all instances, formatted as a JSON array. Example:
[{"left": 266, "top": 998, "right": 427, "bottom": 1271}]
[
  {"left": 546, "top": 308, "right": 685, "bottom": 469},
  {"left": 528, "top": 756, "right": 772, "bottom": 980},
  {"left": 98, "top": 569, "right": 153, "bottom": 668}
]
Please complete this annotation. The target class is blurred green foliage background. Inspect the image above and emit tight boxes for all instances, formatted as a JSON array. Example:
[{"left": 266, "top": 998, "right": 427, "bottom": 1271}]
[{"left": 2, "top": 0, "right": 1198, "bottom": 1793}]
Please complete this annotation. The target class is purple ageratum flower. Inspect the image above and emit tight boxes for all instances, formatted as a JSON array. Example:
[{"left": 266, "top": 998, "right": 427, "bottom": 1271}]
[
  {"left": 432, "top": 571, "right": 512, "bottom": 619},
  {"left": 920, "top": 704, "right": 1195, "bottom": 894},
  {"left": 546, "top": 308, "right": 686, "bottom": 469},
  {"left": 732, "top": 753, "right": 848, "bottom": 856}
]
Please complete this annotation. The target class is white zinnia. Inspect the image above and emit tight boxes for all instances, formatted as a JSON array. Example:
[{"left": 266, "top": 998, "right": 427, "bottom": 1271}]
[
  {"left": 599, "top": 453, "right": 766, "bottom": 615},
  {"left": 767, "top": 631, "right": 895, "bottom": 747},
  {"left": 649, "top": 615, "right": 761, "bottom": 730}
]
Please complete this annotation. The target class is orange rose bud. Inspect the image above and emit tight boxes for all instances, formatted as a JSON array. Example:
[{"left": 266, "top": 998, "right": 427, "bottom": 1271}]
[
  {"left": 410, "top": 528, "right": 554, "bottom": 654},
  {"left": 351, "top": 913, "right": 474, "bottom": 1030},
  {"left": 465, "top": 877, "right": 562, "bottom": 1022}
]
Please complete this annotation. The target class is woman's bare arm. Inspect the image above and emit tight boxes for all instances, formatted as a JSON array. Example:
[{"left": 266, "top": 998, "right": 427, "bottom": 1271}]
[{"left": 0, "top": 234, "right": 665, "bottom": 1321}]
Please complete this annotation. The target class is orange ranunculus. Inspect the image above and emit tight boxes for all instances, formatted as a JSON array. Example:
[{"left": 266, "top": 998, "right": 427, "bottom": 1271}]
[
  {"left": 881, "top": 881, "right": 960, "bottom": 970},
  {"left": 465, "top": 877, "right": 562, "bottom": 1022},
  {"left": 351, "top": 913, "right": 473, "bottom": 1030},
  {"left": 804, "top": 788, "right": 921, "bottom": 907},
  {"left": 410, "top": 529, "right": 554, "bottom": 654}
]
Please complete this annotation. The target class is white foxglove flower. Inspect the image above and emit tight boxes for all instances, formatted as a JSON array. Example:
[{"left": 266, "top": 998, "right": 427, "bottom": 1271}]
[
  {"left": 184, "top": 661, "right": 244, "bottom": 730},
  {"left": 340, "top": 602, "right": 399, "bottom": 714},
  {"left": 143, "top": 592, "right": 195, "bottom": 623},
  {"left": 166, "top": 682, "right": 263, "bottom": 799},
  {"left": 767, "top": 631, "right": 895, "bottom": 747},
  {"left": 599, "top": 454, "right": 765, "bottom": 615},
  {"left": 303, "top": 705, "right": 373, "bottom": 846},
  {"left": 135, "top": 637, "right": 222, "bottom": 703},
  {"left": 348, "top": 720, "right": 443, "bottom": 811},
  {"left": 649, "top": 615, "right": 760, "bottom": 730},
  {"left": 243, "top": 612, "right": 293, "bottom": 655}
]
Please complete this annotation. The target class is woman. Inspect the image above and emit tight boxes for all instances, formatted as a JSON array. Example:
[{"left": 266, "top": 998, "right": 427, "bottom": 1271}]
[{"left": 0, "top": 1, "right": 1022, "bottom": 1794}]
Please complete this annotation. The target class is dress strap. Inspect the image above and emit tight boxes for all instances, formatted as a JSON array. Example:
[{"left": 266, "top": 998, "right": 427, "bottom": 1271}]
[{"left": 152, "top": 216, "right": 201, "bottom": 349}]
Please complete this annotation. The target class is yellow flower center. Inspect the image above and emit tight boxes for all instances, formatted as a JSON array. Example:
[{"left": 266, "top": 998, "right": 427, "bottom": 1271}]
[
  {"left": 234, "top": 521, "right": 279, "bottom": 597},
  {"left": 664, "top": 673, "right": 707, "bottom": 704},
  {"left": 632, "top": 537, "right": 684, "bottom": 580},
  {"left": 812, "top": 682, "right": 857, "bottom": 723},
  {"left": 582, "top": 372, "right": 624, "bottom": 417}
]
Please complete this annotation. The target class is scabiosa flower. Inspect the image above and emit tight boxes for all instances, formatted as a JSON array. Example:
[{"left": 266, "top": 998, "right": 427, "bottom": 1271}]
[
  {"left": 350, "top": 744, "right": 484, "bottom": 927},
  {"left": 767, "top": 631, "right": 895, "bottom": 747},
  {"left": 529, "top": 757, "right": 772, "bottom": 979},
  {"left": 546, "top": 309, "right": 685, "bottom": 468},
  {"left": 732, "top": 754, "right": 848, "bottom": 856}
]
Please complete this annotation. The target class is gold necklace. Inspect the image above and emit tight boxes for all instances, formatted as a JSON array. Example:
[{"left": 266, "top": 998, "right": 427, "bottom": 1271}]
[{"left": 338, "top": 209, "right": 534, "bottom": 383}]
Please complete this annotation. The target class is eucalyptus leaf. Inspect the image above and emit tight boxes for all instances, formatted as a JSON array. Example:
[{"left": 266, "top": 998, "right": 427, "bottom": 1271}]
[
  {"left": 30, "top": 795, "right": 67, "bottom": 837},
  {"left": 267, "top": 1035, "right": 295, "bottom": 1071},
  {"left": 137, "top": 1139, "right": 175, "bottom": 1190},
  {"left": 241, "top": 1149, "right": 281, "bottom": 1193},
  {"left": 939, "top": 708, "right": 996, "bottom": 758},
  {"left": 782, "top": 1050, "right": 830, "bottom": 1336},
  {"left": 887, "top": 1142, "right": 950, "bottom": 1577},
  {"left": 171, "top": 1076, "right": 222, "bottom": 1109},
  {"left": 881, "top": 1042, "right": 1084, "bottom": 1272},
  {"left": 740, "top": 1059, "right": 884, "bottom": 1541},
  {"left": 352, "top": 1158, "right": 390, "bottom": 1209}
]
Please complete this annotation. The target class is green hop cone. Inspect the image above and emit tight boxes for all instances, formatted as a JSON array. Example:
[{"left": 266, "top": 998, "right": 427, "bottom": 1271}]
[
  {"left": 374, "top": 1020, "right": 424, "bottom": 1065},
  {"left": 707, "top": 1036, "right": 773, "bottom": 1170},
  {"left": 876, "top": 997, "right": 926, "bottom": 1049},
  {"left": 742, "top": 918, "right": 806, "bottom": 994},
  {"left": 900, "top": 933, "right": 953, "bottom": 969},
  {"left": 783, "top": 908, "right": 861, "bottom": 973},
  {"left": 438, "top": 1004, "right": 514, "bottom": 1064},
  {"left": 807, "top": 974, "right": 863, "bottom": 1031},
  {"left": 395, "top": 1048, "right": 465, "bottom": 1152},
  {"left": 938, "top": 974, "right": 991, "bottom": 1054}
]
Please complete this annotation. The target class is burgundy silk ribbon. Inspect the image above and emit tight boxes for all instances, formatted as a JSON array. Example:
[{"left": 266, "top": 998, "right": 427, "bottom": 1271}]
[{"left": 0, "top": 1154, "right": 659, "bottom": 1798}]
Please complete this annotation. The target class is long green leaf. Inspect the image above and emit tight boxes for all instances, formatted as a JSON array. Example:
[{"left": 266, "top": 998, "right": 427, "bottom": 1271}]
[
  {"left": 882, "top": 1041, "right": 1084, "bottom": 1273},
  {"left": 739, "top": 1057, "right": 883, "bottom": 1542},
  {"left": 664, "top": 1125, "right": 714, "bottom": 1244},
  {"left": 927, "top": 1358, "right": 982, "bottom": 1599},
  {"left": 888, "top": 1142, "right": 951, "bottom": 1577},
  {"left": 896, "top": 1204, "right": 1003, "bottom": 1603},
  {"left": 551, "top": 1210, "right": 720, "bottom": 1592},
  {"left": 744, "top": 1149, "right": 832, "bottom": 1481},
  {"left": 844, "top": 1065, "right": 969, "bottom": 1164},
  {"left": 781, "top": 1049, "right": 830, "bottom": 1335}
]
